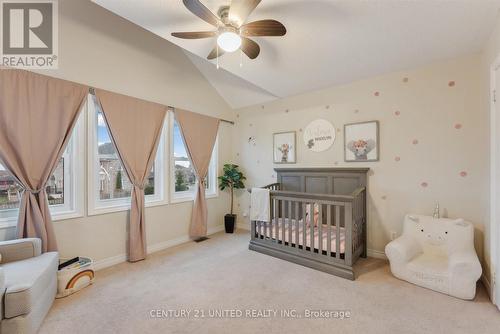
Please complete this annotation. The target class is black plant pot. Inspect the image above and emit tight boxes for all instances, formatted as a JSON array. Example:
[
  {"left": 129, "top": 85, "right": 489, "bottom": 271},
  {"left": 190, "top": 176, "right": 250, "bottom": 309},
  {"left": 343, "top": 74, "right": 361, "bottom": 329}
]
[{"left": 224, "top": 214, "right": 236, "bottom": 233}]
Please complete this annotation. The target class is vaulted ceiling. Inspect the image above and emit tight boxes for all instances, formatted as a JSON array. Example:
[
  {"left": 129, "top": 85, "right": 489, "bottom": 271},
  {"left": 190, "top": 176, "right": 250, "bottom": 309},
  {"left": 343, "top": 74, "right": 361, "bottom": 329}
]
[{"left": 93, "top": 0, "right": 500, "bottom": 108}]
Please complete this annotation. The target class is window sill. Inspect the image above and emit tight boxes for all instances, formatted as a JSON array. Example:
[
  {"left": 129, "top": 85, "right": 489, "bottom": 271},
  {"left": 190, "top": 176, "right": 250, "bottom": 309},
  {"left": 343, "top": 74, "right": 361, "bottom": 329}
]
[
  {"left": 0, "top": 218, "right": 17, "bottom": 229},
  {"left": 0, "top": 210, "right": 84, "bottom": 228},
  {"left": 88, "top": 197, "right": 168, "bottom": 216},
  {"left": 52, "top": 211, "right": 84, "bottom": 222},
  {"left": 170, "top": 192, "right": 218, "bottom": 204}
]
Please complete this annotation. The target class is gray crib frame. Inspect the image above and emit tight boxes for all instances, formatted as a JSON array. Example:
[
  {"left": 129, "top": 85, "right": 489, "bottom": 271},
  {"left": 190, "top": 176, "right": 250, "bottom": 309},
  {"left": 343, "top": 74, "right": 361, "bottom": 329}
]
[{"left": 249, "top": 168, "right": 369, "bottom": 280}]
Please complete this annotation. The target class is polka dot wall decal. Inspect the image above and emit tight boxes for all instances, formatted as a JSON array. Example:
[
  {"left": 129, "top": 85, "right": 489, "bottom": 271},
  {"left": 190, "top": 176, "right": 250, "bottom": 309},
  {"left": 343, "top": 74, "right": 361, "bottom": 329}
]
[
  {"left": 354, "top": 109, "right": 359, "bottom": 114},
  {"left": 460, "top": 171, "right": 468, "bottom": 177},
  {"left": 374, "top": 91, "right": 380, "bottom": 97},
  {"left": 334, "top": 161, "right": 339, "bottom": 165},
  {"left": 448, "top": 81, "right": 455, "bottom": 87},
  {"left": 421, "top": 182, "right": 428, "bottom": 188},
  {"left": 395, "top": 156, "right": 401, "bottom": 162},
  {"left": 454, "top": 123, "right": 462, "bottom": 130},
  {"left": 249, "top": 123, "right": 253, "bottom": 127},
  {"left": 403, "top": 77, "right": 409, "bottom": 83},
  {"left": 395, "top": 111, "right": 401, "bottom": 116},
  {"left": 412, "top": 139, "right": 419, "bottom": 145},
  {"left": 285, "top": 109, "right": 289, "bottom": 113},
  {"left": 299, "top": 128, "right": 302, "bottom": 132},
  {"left": 337, "top": 128, "right": 341, "bottom": 133},
  {"left": 381, "top": 195, "right": 387, "bottom": 200},
  {"left": 257, "top": 160, "right": 260, "bottom": 164}
]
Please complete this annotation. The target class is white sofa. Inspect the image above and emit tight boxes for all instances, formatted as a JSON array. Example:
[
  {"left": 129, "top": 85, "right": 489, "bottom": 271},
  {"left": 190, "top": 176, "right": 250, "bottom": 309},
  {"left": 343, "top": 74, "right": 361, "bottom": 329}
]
[
  {"left": 385, "top": 214, "right": 481, "bottom": 300},
  {"left": 0, "top": 238, "right": 58, "bottom": 334}
]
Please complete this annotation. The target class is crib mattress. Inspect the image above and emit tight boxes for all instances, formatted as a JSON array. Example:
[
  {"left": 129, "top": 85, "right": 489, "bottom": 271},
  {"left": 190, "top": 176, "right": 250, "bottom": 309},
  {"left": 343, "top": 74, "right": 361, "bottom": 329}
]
[{"left": 258, "top": 218, "right": 346, "bottom": 254}]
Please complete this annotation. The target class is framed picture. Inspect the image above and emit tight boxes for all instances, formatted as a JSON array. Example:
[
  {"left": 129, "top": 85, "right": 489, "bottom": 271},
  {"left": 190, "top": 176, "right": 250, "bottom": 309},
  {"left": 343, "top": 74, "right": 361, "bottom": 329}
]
[
  {"left": 344, "top": 121, "right": 379, "bottom": 162},
  {"left": 273, "top": 131, "right": 296, "bottom": 164}
]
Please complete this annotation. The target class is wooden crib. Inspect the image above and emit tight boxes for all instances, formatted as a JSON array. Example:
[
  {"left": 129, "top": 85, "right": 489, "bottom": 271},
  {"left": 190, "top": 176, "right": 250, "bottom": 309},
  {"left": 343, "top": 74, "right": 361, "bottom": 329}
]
[{"left": 249, "top": 168, "right": 368, "bottom": 280}]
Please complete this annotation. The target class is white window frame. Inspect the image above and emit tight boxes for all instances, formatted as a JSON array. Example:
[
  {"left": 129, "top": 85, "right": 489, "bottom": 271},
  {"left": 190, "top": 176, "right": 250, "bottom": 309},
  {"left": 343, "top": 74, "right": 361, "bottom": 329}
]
[
  {"left": 87, "top": 94, "right": 167, "bottom": 216},
  {"left": 169, "top": 111, "right": 218, "bottom": 204},
  {"left": 0, "top": 107, "right": 85, "bottom": 228}
]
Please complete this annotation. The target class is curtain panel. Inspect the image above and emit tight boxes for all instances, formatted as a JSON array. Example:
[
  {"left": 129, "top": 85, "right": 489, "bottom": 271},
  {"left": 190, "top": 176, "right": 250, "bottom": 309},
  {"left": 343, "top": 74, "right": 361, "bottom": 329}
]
[
  {"left": 95, "top": 89, "right": 167, "bottom": 262},
  {"left": 174, "top": 109, "right": 220, "bottom": 239},
  {"left": 0, "top": 69, "right": 88, "bottom": 252}
]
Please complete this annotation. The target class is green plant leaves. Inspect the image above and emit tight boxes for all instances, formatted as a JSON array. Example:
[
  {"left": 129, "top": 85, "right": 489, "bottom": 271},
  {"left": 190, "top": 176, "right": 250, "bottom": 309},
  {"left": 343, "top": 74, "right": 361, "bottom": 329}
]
[{"left": 218, "top": 164, "right": 246, "bottom": 191}]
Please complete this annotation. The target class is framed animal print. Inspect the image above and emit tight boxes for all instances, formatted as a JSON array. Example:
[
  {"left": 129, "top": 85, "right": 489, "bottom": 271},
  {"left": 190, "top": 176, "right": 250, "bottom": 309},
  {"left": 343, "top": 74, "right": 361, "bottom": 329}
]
[
  {"left": 273, "top": 131, "right": 296, "bottom": 164},
  {"left": 344, "top": 121, "right": 379, "bottom": 162}
]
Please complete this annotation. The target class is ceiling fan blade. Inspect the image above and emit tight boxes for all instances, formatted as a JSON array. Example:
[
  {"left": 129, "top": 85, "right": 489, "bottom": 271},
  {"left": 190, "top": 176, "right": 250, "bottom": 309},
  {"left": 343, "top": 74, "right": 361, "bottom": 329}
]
[
  {"left": 241, "top": 37, "right": 260, "bottom": 59},
  {"left": 241, "top": 19, "right": 286, "bottom": 37},
  {"left": 183, "top": 0, "right": 222, "bottom": 27},
  {"left": 207, "top": 46, "right": 225, "bottom": 60},
  {"left": 229, "top": 0, "right": 261, "bottom": 27},
  {"left": 171, "top": 31, "right": 217, "bottom": 39}
]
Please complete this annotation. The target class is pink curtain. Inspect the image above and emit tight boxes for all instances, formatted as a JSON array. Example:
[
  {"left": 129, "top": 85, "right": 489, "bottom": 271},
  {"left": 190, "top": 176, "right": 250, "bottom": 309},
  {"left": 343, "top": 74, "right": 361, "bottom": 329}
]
[
  {"left": 95, "top": 89, "right": 167, "bottom": 262},
  {"left": 174, "top": 109, "right": 220, "bottom": 239},
  {"left": 0, "top": 69, "right": 87, "bottom": 252}
]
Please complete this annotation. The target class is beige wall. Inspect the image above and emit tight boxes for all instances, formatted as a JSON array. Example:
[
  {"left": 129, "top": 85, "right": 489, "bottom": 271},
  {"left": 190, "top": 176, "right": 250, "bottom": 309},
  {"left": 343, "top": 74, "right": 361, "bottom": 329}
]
[
  {"left": 0, "top": 0, "right": 495, "bottom": 286},
  {"left": 233, "top": 55, "right": 488, "bottom": 263},
  {"left": 0, "top": 0, "right": 234, "bottom": 264},
  {"left": 481, "top": 11, "right": 500, "bottom": 294}
]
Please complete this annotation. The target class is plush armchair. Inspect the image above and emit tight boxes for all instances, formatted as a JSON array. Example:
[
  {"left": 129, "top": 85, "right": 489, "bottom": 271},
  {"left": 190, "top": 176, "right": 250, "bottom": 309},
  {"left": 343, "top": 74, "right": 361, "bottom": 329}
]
[
  {"left": 0, "top": 238, "right": 58, "bottom": 334},
  {"left": 385, "top": 214, "right": 481, "bottom": 300}
]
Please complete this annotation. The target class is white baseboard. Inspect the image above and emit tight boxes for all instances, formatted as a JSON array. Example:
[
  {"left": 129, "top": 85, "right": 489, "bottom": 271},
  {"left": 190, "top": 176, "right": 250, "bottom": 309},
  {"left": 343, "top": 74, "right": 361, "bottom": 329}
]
[
  {"left": 367, "top": 248, "right": 387, "bottom": 260},
  {"left": 94, "top": 224, "right": 224, "bottom": 271},
  {"left": 94, "top": 253, "right": 126, "bottom": 271},
  {"left": 481, "top": 274, "right": 492, "bottom": 301},
  {"left": 237, "top": 221, "right": 251, "bottom": 231}
]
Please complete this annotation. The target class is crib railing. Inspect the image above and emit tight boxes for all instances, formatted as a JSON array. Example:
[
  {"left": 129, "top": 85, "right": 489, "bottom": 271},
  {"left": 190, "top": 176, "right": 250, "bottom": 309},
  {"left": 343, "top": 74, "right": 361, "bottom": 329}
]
[
  {"left": 263, "top": 183, "right": 281, "bottom": 191},
  {"left": 250, "top": 186, "right": 366, "bottom": 269}
]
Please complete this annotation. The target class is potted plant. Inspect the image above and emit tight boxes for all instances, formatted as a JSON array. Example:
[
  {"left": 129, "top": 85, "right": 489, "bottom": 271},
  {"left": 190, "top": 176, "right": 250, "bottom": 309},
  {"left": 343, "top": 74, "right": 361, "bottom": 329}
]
[{"left": 218, "top": 164, "right": 246, "bottom": 233}]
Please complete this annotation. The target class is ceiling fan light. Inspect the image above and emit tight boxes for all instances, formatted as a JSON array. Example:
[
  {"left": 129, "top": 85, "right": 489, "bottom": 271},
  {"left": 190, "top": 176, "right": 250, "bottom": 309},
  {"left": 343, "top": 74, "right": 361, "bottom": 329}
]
[{"left": 217, "top": 31, "right": 242, "bottom": 53}]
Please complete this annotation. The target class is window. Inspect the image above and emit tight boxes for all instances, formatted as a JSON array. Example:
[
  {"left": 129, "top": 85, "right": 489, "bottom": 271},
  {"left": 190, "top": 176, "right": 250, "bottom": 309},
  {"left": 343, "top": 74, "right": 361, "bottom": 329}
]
[
  {"left": 88, "top": 95, "right": 166, "bottom": 215},
  {"left": 0, "top": 113, "right": 85, "bottom": 226},
  {"left": 170, "top": 112, "right": 217, "bottom": 202}
]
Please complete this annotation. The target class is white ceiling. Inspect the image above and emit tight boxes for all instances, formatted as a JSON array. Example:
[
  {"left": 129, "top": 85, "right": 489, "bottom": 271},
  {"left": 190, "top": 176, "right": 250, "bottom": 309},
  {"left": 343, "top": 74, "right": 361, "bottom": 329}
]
[{"left": 93, "top": 0, "right": 500, "bottom": 108}]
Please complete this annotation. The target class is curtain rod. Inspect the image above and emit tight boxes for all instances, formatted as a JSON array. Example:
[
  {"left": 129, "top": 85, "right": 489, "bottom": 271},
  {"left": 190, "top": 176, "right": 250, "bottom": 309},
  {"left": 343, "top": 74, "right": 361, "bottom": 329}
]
[{"left": 88, "top": 87, "right": 234, "bottom": 125}]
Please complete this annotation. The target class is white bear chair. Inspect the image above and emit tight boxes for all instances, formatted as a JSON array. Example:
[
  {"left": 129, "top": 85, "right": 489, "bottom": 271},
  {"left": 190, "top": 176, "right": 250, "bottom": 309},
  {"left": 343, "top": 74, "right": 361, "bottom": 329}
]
[{"left": 385, "top": 214, "right": 481, "bottom": 300}]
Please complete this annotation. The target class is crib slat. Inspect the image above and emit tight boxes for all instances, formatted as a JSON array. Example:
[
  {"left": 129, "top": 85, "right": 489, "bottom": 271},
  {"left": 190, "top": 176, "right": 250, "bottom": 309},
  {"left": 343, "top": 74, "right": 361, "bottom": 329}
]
[
  {"left": 288, "top": 200, "right": 292, "bottom": 247},
  {"left": 335, "top": 205, "right": 341, "bottom": 259},
  {"left": 345, "top": 202, "right": 353, "bottom": 266},
  {"left": 318, "top": 204, "right": 323, "bottom": 254},
  {"left": 295, "top": 202, "right": 299, "bottom": 248},
  {"left": 327, "top": 205, "right": 332, "bottom": 257},
  {"left": 302, "top": 202, "right": 307, "bottom": 249},
  {"left": 274, "top": 198, "right": 279, "bottom": 243},
  {"left": 270, "top": 198, "right": 275, "bottom": 241},
  {"left": 310, "top": 203, "right": 314, "bottom": 253},
  {"left": 282, "top": 200, "right": 286, "bottom": 244}
]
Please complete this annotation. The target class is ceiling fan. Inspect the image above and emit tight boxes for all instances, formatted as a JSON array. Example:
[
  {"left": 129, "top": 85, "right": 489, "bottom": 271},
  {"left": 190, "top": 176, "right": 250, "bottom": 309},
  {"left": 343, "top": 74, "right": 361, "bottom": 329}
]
[{"left": 171, "top": 0, "right": 286, "bottom": 60}]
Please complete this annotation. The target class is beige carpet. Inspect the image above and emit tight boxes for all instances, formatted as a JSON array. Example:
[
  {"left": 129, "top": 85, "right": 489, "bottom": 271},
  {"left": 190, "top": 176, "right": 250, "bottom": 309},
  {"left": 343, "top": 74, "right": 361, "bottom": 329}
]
[{"left": 40, "top": 230, "right": 500, "bottom": 334}]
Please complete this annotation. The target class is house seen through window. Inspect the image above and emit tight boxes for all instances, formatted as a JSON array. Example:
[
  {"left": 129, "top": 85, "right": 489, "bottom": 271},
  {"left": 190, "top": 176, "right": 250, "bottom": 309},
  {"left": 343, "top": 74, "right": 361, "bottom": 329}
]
[
  {"left": 1, "top": 155, "right": 68, "bottom": 212},
  {"left": 97, "top": 111, "right": 155, "bottom": 200},
  {"left": 173, "top": 119, "right": 216, "bottom": 199}
]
